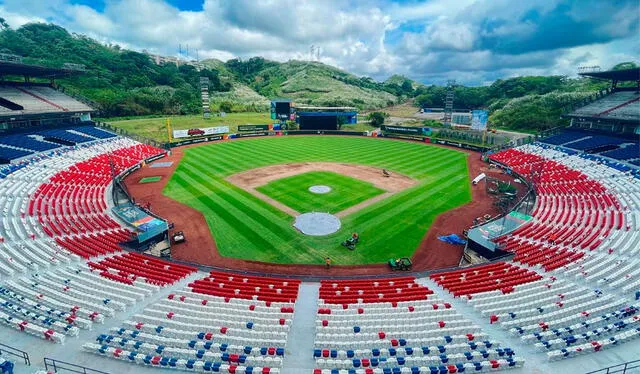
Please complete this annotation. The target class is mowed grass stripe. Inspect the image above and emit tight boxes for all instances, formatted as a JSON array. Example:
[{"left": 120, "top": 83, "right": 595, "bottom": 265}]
[
  {"left": 256, "top": 171, "right": 385, "bottom": 214},
  {"left": 165, "top": 136, "right": 472, "bottom": 265}
]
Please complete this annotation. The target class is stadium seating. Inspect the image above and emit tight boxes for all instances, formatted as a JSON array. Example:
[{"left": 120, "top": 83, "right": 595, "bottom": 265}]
[
  {"left": 0, "top": 85, "right": 92, "bottom": 115},
  {"left": 37, "top": 128, "right": 94, "bottom": 144},
  {"left": 84, "top": 272, "right": 299, "bottom": 373},
  {"left": 189, "top": 271, "right": 301, "bottom": 303},
  {"left": 0, "top": 134, "right": 60, "bottom": 153},
  {"left": 572, "top": 91, "right": 640, "bottom": 120},
  {"left": 314, "top": 277, "right": 524, "bottom": 372}
]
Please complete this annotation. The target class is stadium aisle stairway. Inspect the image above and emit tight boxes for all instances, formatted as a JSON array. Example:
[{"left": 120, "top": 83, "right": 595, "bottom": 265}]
[
  {"left": 313, "top": 277, "right": 524, "bottom": 373},
  {"left": 84, "top": 272, "right": 300, "bottom": 373}
]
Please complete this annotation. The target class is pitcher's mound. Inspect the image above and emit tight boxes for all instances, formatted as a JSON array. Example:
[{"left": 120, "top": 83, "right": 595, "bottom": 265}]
[
  {"left": 294, "top": 212, "right": 341, "bottom": 236},
  {"left": 309, "top": 185, "right": 332, "bottom": 194}
]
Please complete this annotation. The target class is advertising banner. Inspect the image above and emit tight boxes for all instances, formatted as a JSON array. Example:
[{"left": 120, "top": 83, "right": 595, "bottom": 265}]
[
  {"left": 172, "top": 126, "right": 229, "bottom": 139},
  {"left": 471, "top": 110, "right": 489, "bottom": 131},
  {"left": 382, "top": 125, "right": 432, "bottom": 136},
  {"left": 238, "top": 124, "right": 271, "bottom": 132}
]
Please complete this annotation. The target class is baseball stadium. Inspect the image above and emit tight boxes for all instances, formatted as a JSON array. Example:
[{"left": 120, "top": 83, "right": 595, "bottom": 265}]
[{"left": 0, "top": 12, "right": 639, "bottom": 374}]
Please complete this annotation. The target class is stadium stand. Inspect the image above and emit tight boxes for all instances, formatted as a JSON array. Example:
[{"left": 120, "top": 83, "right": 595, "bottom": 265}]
[
  {"left": 0, "top": 85, "right": 92, "bottom": 115},
  {"left": 83, "top": 272, "right": 299, "bottom": 373},
  {"left": 572, "top": 91, "right": 640, "bottom": 120},
  {"left": 313, "top": 277, "right": 524, "bottom": 373},
  {"left": 0, "top": 134, "right": 200, "bottom": 348}
]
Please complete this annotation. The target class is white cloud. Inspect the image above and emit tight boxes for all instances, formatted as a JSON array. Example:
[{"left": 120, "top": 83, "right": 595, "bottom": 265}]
[{"left": 0, "top": 0, "right": 638, "bottom": 85}]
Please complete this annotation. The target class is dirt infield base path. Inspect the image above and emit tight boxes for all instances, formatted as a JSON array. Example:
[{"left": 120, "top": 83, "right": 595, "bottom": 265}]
[
  {"left": 123, "top": 137, "right": 517, "bottom": 276},
  {"left": 226, "top": 162, "right": 417, "bottom": 217}
]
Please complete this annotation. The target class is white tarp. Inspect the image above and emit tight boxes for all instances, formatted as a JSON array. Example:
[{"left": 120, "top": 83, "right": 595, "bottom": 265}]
[
  {"left": 472, "top": 173, "right": 486, "bottom": 185},
  {"left": 172, "top": 126, "right": 229, "bottom": 139}
]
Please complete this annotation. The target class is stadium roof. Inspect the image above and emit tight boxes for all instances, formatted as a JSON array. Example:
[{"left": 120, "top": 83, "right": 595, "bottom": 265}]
[
  {"left": 579, "top": 68, "right": 640, "bottom": 81},
  {"left": 0, "top": 61, "right": 86, "bottom": 79}
]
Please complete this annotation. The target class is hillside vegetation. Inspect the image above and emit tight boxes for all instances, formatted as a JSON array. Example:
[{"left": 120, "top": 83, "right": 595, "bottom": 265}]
[{"left": 0, "top": 22, "right": 635, "bottom": 133}]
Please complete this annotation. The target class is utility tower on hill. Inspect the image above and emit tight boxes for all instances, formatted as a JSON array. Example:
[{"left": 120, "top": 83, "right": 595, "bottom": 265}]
[{"left": 444, "top": 79, "right": 456, "bottom": 127}]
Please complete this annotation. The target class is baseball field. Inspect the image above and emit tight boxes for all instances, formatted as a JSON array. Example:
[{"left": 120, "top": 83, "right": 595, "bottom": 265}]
[{"left": 162, "top": 136, "right": 471, "bottom": 265}]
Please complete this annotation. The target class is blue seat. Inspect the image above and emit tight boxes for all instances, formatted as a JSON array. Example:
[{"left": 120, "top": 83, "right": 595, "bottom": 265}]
[
  {"left": 203, "top": 361, "right": 212, "bottom": 371},
  {"left": 397, "top": 356, "right": 405, "bottom": 365},
  {"left": 405, "top": 347, "right": 413, "bottom": 355},
  {"left": 313, "top": 349, "right": 321, "bottom": 358},
  {"left": 352, "top": 359, "right": 361, "bottom": 368},
  {"left": 246, "top": 322, "right": 254, "bottom": 329},
  {"left": 186, "top": 359, "right": 195, "bottom": 369},
  {"left": 347, "top": 350, "right": 354, "bottom": 358},
  {"left": 159, "top": 357, "right": 169, "bottom": 366},
  {"left": 372, "top": 348, "right": 380, "bottom": 356},
  {"left": 245, "top": 346, "right": 253, "bottom": 354},
  {"left": 246, "top": 367, "right": 253, "bottom": 374},
  {"left": 429, "top": 367, "right": 439, "bottom": 374},
  {"left": 354, "top": 326, "right": 361, "bottom": 333},
  {"left": 330, "top": 349, "right": 337, "bottom": 358},
  {"left": 456, "top": 363, "right": 465, "bottom": 372},
  {"left": 439, "top": 366, "right": 448, "bottom": 374}
]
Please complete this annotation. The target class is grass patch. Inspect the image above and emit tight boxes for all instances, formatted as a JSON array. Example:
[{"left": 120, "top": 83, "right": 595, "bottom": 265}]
[
  {"left": 256, "top": 171, "right": 385, "bottom": 214},
  {"left": 104, "top": 113, "right": 272, "bottom": 142},
  {"left": 163, "top": 136, "right": 471, "bottom": 265},
  {"left": 139, "top": 176, "right": 162, "bottom": 183}
]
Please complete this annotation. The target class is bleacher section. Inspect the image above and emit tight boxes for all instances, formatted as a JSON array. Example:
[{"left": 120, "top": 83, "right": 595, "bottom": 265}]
[
  {"left": 572, "top": 91, "right": 640, "bottom": 120},
  {"left": 0, "top": 126, "right": 117, "bottom": 163},
  {"left": 314, "top": 278, "right": 524, "bottom": 373},
  {"left": 84, "top": 272, "right": 299, "bottom": 373},
  {"left": 38, "top": 128, "right": 94, "bottom": 144},
  {"left": 539, "top": 130, "right": 638, "bottom": 161},
  {"left": 0, "top": 136, "right": 200, "bottom": 348},
  {"left": 0, "top": 85, "right": 92, "bottom": 115},
  {"left": 464, "top": 143, "right": 640, "bottom": 362}
]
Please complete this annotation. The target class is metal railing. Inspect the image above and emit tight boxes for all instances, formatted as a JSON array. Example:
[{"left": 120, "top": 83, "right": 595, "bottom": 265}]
[
  {"left": 44, "top": 358, "right": 110, "bottom": 374},
  {"left": 585, "top": 359, "right": 640, "bottom": 374},
  {"left": 0, "top": 342, "right": 30, "bottom": 365}
]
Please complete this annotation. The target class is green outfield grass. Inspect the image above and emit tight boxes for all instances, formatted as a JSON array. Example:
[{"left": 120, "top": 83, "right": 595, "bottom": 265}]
[
  {"left": 139, "top": 176, "right": 162, "bottom": 184},
  {"left": 256, "top": 171, "right": 385, "bottom": 214},
  {"left": 163, "top": 136, "right": 471, "bottom": 265}
]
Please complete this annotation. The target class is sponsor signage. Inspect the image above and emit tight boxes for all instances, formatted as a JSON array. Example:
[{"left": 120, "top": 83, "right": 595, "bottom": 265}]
[
  {"left": 382, "top": 125, "right": 432, "bottom": 136},
  {"left": 172, "top": 126, "right": 229, "bottom": 139},
  {"left": 238, "top": 124, "right": 270, "bottom": 132},
  {"left": 471, "top": 110, "right": 489, "bottom": 131},
  {"left": 170, "top": 135, "right": 223, "bottom": 147}
]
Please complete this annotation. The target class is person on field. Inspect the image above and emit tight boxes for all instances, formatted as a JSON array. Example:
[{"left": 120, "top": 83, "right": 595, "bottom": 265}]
[
  {"left": 325, "top": 257, "right": 331, "bottom": 269},
  {"left": 352, "top": 232, "right": 359, "bottom": 241}
]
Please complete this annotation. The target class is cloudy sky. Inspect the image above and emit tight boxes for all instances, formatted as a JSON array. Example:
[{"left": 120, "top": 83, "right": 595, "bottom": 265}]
[{"left": 1, "top": 0, "right": 638, "bottom": 85}]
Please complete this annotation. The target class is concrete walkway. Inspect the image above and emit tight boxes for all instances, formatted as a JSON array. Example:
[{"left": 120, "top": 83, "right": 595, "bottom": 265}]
[{"left": 282, "top": 282, "right": 319, "bottom": 374}]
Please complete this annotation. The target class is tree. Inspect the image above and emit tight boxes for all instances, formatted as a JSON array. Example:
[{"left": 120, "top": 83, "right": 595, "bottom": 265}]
[
  {"left": 218, "top": 101, "right": 233, "bottom": 113},
  {"left": 366, "top": 112, "right": 387, "bottom": 127},
  {"left": 612, "top": 62, "right": 638, "bottom": 71},
  {"left": 0, "top": 18, "right": 9, "bottom": 30},
  {"left": 401, "top": 79, "right": 413, "bottom": 94}
]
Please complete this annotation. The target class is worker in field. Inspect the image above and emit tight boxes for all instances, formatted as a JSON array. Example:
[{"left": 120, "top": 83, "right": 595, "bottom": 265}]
[{"left": 325, "top": 257, "right": 331, "bottom": 269}]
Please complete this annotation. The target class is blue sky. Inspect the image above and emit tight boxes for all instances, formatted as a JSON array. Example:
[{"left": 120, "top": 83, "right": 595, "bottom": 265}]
[{"left": 1, "top": 0, "right": 638, "bottom": 85}]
